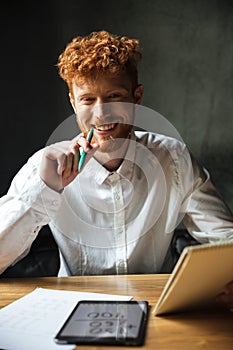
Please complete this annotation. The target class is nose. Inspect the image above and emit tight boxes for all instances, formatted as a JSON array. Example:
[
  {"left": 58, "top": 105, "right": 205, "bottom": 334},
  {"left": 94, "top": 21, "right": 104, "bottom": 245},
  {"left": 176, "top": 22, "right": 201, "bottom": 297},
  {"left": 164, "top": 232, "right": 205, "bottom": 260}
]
[{"left": 92, "top": 101, "right": 111, "bottom": 120}]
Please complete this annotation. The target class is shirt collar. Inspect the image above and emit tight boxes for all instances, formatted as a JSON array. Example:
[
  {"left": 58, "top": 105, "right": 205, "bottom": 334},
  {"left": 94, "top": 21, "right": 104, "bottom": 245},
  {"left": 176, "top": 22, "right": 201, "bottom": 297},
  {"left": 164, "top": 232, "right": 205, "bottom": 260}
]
[
  {"left": 116, "top": 131, "right": 136, "bottom": 181},
  {"left": 81, "top": 132, "right": 137, "bottom": 185}
]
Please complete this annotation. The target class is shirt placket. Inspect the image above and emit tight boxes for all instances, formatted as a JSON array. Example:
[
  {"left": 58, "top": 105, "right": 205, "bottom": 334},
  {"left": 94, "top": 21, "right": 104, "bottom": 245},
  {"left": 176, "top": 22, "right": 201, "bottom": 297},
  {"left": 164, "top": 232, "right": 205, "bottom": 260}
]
[{"left": 109, "top": 173, "right": 128, "bottom": 274}]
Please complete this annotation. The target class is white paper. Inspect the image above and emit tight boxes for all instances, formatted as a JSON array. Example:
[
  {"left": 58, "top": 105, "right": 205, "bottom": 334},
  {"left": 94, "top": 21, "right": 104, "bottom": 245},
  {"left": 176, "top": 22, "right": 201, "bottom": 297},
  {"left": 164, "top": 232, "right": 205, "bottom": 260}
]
[{"left": 0, "top": 287, "right": 132, "bottom": 350}]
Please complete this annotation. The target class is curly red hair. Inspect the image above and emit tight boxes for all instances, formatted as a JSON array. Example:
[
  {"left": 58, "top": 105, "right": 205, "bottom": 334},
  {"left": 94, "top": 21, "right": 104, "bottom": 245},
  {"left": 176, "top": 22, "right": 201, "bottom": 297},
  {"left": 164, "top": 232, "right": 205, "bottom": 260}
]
[{"left": 57, "top": 30, "right": 142, "bottom": 92}]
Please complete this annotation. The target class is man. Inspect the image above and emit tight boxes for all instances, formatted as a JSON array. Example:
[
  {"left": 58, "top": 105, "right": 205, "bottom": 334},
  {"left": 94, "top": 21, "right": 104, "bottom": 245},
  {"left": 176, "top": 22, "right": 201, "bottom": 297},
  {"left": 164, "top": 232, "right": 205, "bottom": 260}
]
[{"left": 0, "top": 30, "right": 232, "bottom": 305}]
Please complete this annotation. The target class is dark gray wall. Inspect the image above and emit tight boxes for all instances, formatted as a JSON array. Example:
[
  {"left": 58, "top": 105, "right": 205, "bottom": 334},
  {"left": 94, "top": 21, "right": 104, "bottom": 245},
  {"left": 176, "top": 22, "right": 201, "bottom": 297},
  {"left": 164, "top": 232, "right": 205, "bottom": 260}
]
[{"left": 1, "top": 0, "right": 233, "bottom": 210}]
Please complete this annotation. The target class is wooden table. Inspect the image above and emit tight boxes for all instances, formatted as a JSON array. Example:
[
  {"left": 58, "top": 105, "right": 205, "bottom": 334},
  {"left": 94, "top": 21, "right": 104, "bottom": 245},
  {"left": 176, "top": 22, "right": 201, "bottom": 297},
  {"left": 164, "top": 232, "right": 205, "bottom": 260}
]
[{"left": 0, "top": 274, "right": 232, "bottom": 349}]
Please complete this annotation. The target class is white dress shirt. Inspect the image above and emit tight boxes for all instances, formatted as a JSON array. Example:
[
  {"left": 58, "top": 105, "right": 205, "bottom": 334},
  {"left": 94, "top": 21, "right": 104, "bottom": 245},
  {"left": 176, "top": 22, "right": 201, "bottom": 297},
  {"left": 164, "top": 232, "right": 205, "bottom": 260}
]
[{"left": 0, "top": 131, "right": 233, "bottom": 276}]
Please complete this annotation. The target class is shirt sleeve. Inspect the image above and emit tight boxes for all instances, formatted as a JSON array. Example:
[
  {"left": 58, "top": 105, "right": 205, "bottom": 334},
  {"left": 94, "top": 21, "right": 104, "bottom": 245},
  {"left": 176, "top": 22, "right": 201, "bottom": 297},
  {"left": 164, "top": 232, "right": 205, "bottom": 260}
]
[
  {"left": 182, "top": 153, "right": 233, "bottom": 243},
  {"left": 0, "top": 149, "right": 63, "bottom": 274}
]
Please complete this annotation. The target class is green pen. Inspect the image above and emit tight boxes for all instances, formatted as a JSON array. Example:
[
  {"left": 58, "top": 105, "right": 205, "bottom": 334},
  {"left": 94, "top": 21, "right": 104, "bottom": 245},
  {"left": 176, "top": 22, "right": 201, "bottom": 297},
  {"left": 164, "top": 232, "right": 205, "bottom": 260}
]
[{"left": 78, "top": 128, "right": 94, "bottom": 172}]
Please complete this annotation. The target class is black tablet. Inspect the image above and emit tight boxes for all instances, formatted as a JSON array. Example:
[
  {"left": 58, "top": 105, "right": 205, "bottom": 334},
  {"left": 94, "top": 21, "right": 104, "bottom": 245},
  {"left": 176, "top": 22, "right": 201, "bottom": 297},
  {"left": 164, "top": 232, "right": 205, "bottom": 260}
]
[{"left": 54, "top": 300, "right": 149, "bottom": 346}]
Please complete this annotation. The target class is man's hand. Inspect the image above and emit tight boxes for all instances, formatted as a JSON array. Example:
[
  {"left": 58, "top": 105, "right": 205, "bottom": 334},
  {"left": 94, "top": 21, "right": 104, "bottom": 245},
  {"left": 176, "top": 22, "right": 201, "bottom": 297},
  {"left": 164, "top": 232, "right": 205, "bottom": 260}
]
[
  {"left": 40, "top": 134, "right": 96, "bottom": 192},
  {"left": 216, "top": 280, "right": 233, "bottom": 308}
]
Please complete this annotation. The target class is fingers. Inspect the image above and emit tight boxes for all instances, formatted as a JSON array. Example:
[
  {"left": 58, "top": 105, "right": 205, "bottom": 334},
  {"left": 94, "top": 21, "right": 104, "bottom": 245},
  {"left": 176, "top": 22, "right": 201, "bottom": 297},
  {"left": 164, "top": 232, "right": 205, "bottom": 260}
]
[
  {"left": 56, "top": 146, "right": 79, "bottom": 176},
  {"left": 79, "top": 144, "right": 99, "bottom": 170},
  {"left": 62, "top": 152, "right": 79, "bottom": 176},
  {"left": 52, "top": 135, "right": 92, "bottom": 177},
  {"left": 57, "top": 154, "right": 67, "bottom": 175},
  {"left": 41, "top": 133, "right": 97, "bottom": 190},
  {"left": 71, "top": 133, "right": 98, "bottom": 173},
  {"left": 73, "top": 134, "right": 94, "bottom": 153},
  {"left": 41, "top": 139, "right": 83, "bottom": 191},
  {"left": 61, "top": 143, "right": 80, "bottom": 181}
]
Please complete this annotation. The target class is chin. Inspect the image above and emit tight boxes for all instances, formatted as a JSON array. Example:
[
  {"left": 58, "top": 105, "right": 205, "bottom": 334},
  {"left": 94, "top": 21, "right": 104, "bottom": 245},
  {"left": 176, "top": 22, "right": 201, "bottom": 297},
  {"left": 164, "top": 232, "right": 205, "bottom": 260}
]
[{"left": 97, "top": 136, "right": 126, "bottom": 153}]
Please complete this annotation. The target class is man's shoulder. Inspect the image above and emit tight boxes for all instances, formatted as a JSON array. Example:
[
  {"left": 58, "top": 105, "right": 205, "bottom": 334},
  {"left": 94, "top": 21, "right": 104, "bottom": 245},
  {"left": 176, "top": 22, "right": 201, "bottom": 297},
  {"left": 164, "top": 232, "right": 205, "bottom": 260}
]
[
  {"left": 26, "top": 147, "right": 46, "bottom": 167},
  {"left": 134, "top": 130, "right": 186, "bottom": 152}
]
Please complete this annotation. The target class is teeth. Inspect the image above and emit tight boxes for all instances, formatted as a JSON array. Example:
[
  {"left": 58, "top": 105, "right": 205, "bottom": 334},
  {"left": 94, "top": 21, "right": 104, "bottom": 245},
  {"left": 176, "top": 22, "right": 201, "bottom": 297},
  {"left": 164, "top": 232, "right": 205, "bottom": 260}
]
[{"left": 96, "top": 123, "right": 115, "bottom": 131}]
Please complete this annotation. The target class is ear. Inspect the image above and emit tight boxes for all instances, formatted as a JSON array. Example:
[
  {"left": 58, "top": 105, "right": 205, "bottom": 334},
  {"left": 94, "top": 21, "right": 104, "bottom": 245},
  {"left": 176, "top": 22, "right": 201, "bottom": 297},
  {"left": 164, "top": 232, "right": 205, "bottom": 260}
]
[
  {"left": 134, "top": 84, "right": 144, "bottom": 105},
  {"left": 69, "top": 92, "right": 77, "bottom": 114}
]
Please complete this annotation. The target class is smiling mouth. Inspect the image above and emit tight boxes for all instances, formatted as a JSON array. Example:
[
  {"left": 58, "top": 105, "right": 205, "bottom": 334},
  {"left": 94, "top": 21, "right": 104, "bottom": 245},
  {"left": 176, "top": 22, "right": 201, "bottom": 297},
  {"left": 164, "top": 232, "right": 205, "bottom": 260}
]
[{"left": 94, "top": 123, "right": 118, "bottom": 131}]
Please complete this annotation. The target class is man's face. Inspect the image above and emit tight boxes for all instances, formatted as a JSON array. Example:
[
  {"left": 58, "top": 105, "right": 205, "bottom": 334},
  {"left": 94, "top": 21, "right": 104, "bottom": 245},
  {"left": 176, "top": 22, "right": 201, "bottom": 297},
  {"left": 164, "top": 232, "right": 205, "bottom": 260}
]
[{"left": 70, "top": 72, "right": 143, "bottom": 153}]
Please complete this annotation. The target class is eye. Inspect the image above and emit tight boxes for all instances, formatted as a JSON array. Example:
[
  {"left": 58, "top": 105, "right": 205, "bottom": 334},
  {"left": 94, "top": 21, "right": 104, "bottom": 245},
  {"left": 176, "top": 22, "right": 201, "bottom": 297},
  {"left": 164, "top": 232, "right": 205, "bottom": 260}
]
[
  {"left": 81, "top": 97, "right": 96, "bottom": 104},
  {"left": 108, "top": 93, "right": 121, "bottom": 99}
]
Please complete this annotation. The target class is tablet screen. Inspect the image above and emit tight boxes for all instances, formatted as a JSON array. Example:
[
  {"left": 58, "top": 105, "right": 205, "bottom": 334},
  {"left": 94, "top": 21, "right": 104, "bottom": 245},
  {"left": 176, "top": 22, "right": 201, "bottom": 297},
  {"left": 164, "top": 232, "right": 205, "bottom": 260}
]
[{"left": 54, "top": 300, "right": 149, "bottom": 346}]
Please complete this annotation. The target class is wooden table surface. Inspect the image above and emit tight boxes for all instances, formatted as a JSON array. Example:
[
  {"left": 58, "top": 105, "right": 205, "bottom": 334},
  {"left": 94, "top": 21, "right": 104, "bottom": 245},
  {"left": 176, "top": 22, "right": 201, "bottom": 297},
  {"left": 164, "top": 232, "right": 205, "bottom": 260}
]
[{"left": 0, "top": 274, "right": 232, "bottom": 349}]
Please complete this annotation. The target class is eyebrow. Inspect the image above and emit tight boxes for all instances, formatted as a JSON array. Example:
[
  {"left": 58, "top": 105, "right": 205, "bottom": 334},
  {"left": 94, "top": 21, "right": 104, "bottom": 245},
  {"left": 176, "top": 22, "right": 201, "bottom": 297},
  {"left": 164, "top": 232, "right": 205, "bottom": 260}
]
[
  {"left": 107, "top": 87, "right": 130, "bottom": 93},
  {"left": 78, "top": 93, "right": 95, "bottom": 98},
  {"left": 77, "top": 87, "right": 130, "bottom": 98}
]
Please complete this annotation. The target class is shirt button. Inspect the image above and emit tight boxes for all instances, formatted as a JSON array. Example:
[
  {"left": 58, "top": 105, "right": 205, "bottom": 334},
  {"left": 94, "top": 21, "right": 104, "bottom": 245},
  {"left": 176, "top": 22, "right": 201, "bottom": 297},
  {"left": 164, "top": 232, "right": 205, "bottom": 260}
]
[
  {"left": 114, "top": 192, "right": 120, "bottom": 200},
  {"left": 52, "top": 200, "right": 58, "bottom": 206},
  {"left": 118, "top": 260, "right": 125, "bottom": 268}
]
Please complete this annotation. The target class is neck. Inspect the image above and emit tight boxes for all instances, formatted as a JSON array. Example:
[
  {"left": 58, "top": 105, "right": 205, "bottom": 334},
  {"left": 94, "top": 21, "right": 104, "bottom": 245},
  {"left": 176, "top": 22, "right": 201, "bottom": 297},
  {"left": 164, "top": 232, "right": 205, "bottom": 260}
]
[{"left": 94, "top": 137, "right": 130, "bottom": 172}]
